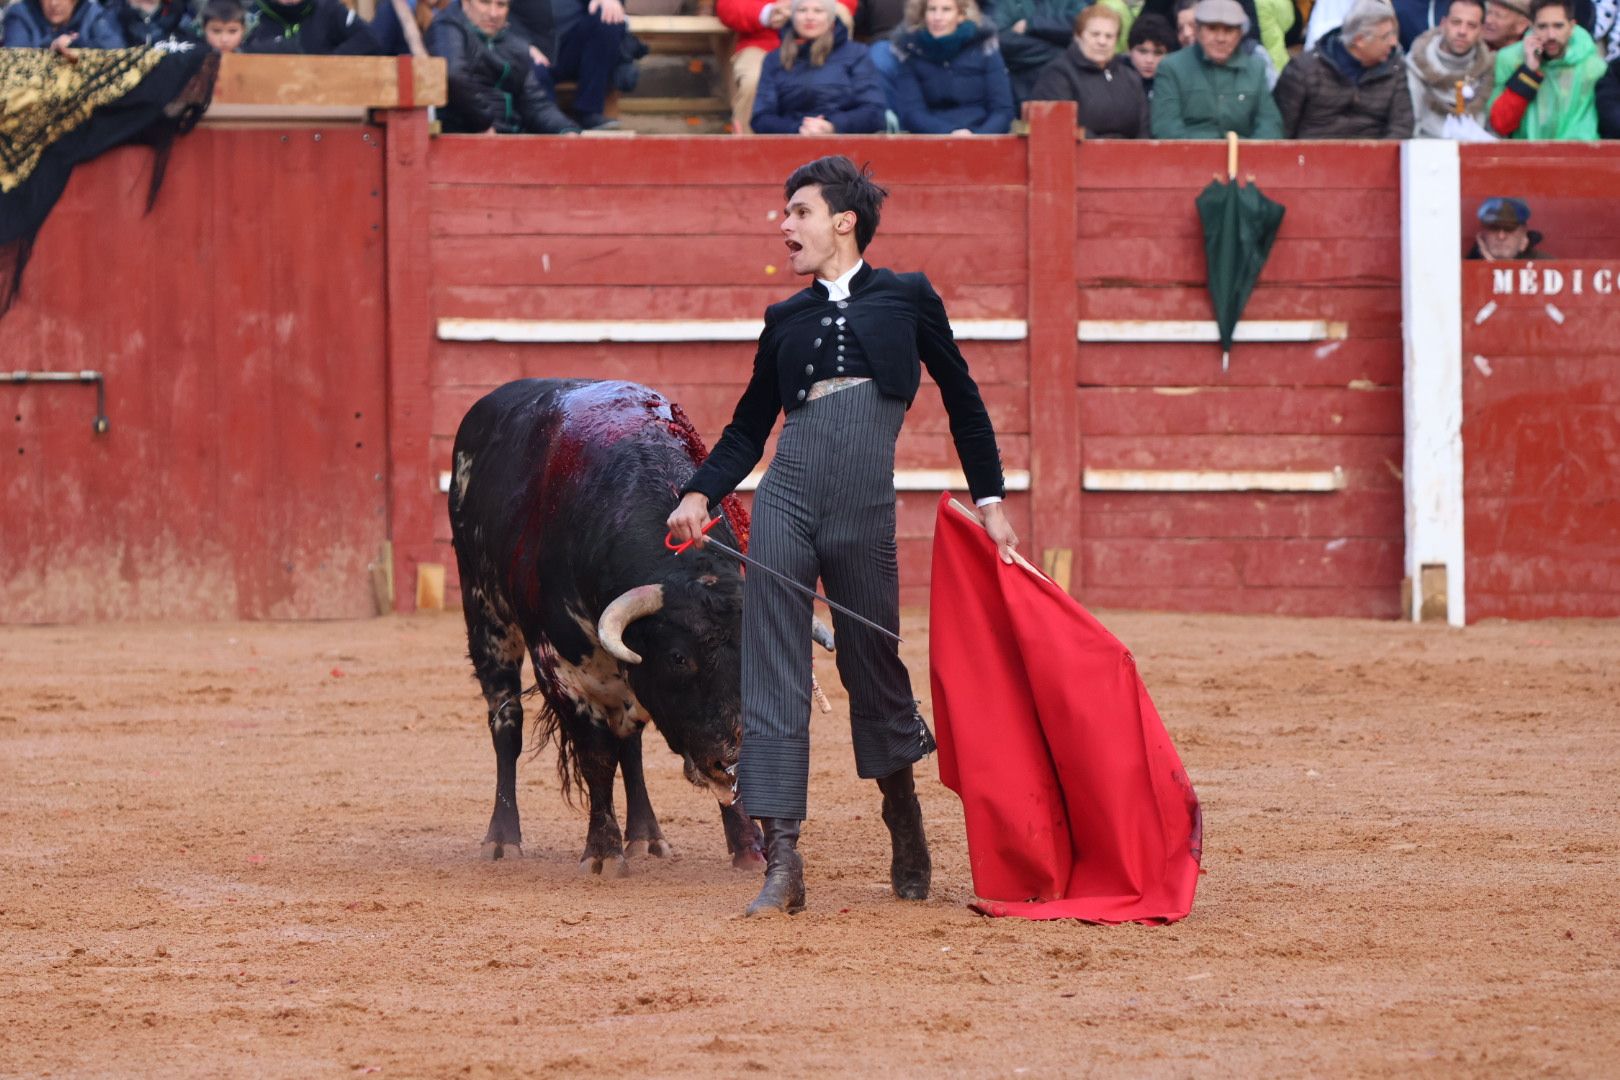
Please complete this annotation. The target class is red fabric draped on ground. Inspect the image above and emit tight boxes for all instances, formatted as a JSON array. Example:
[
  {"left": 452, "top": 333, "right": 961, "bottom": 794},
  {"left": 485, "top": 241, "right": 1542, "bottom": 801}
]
[{"left": 929, "top": 495, "right": 1202, "bottom": 923}]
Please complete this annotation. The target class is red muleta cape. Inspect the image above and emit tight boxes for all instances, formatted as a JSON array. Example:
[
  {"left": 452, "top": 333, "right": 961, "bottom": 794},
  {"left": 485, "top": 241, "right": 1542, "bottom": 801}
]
[{"left": 929, "top": 495, "right": 1202, "bottom": 923}]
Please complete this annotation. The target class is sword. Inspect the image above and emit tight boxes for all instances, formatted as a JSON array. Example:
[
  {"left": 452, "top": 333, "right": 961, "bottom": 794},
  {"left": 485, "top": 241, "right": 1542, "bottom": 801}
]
[{"left": 665, "top": 521, "right": 903, "bottom": 644}]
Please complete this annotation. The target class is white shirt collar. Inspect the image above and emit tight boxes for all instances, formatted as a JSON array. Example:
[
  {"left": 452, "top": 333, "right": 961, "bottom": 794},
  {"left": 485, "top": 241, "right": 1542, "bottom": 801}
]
[{"left": 817, "top": 260, "right": 864, "bottom": 302}]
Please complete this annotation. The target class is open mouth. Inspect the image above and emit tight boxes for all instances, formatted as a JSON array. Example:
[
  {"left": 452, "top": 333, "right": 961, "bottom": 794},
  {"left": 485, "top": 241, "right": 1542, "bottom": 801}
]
[{"left": 785, "top": 240, "right": 803, "bottom": 254}]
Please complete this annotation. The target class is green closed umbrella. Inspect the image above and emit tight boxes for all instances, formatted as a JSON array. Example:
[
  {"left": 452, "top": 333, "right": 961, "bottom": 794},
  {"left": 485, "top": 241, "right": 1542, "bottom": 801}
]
[{"left": 1196, "top": 133, "right": 1286, "bottom": 372}]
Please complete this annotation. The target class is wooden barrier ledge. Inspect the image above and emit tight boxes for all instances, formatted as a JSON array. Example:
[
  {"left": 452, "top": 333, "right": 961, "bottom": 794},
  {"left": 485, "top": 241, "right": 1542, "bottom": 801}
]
[{"left": 207, "top": 53, "right": 446, "bottom": 122}]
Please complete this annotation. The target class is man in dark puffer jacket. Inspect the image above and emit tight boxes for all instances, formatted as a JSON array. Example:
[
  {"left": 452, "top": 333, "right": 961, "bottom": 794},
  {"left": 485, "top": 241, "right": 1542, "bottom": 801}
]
[
  {"left": 427, "top": 0, "right": 581, "bottom": 133},
  {"left": 242, "top": 0, "right": 383, "bottom": 53},
  {"left": 1274, "top": 0, "right": 1414, "bottom": 136}
]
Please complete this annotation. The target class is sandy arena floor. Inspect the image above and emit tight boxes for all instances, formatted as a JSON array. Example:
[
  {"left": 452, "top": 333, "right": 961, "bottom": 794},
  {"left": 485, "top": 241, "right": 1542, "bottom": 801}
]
[{"left": 2, "top": 610, "right": 1617, "bottom": 1078}]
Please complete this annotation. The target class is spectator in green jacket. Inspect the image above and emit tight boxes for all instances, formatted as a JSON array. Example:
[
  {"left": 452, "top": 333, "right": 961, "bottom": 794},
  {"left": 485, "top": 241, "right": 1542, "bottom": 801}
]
[
  {"left": 1487, "top": 0, "right": 1606, "bottom": 139},
  {"left": 1150, "top": 0, "right": 1285, "bottom": 135}
]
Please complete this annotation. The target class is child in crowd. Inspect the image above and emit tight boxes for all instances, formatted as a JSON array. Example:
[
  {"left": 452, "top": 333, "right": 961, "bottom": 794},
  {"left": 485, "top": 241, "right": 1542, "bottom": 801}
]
[
  {"left": 1127, "top": 12, "right": 1177, "bottom": 96},
  {"left": 200, "top": 0, "right": 246, "bottom": 52}
]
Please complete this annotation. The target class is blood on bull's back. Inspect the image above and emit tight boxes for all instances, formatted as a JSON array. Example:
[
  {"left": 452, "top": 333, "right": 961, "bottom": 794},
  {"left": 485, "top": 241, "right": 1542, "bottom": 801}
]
[{"left": 447, "top": 379, "right": 764, "bottom": 875}]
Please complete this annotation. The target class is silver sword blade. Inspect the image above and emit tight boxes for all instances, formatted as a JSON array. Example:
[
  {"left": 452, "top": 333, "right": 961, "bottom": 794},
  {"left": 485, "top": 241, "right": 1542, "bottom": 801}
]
[{"left": 701, "top": 537, "right": 903, "bottom": 644}]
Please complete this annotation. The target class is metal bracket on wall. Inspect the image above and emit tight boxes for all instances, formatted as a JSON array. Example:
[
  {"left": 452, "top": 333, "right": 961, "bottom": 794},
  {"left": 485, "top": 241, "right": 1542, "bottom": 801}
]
[{"left": 4, "top": 371, "right": 109, "bottom": 434}]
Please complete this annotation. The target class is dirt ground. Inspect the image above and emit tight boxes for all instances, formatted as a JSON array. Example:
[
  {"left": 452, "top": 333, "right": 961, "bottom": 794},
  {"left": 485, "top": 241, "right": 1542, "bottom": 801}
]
[{"left": 2, "top": 609, "right": 1617, "bottom": 1078}]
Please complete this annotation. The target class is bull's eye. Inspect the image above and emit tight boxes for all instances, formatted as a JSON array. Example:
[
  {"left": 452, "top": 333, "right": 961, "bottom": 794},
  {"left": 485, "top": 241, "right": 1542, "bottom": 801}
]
[{"left": 668, "top": 649, "right": 690, "bottom": 669}]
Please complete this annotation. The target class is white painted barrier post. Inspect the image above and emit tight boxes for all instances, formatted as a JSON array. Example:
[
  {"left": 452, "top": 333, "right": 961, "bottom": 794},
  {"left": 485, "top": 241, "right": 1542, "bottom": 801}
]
[{"left": 1400, "top": 141, "right": 1466, "bottom": 626}]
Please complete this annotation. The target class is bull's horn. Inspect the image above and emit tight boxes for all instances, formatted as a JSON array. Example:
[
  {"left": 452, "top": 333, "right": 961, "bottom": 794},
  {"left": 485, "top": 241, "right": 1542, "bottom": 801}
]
[
  {"left": 597, "top": 584, "right": 665, "bottom": 664},
  {"left": 811, "top": 617, "right": 835, "bottom": 652}
]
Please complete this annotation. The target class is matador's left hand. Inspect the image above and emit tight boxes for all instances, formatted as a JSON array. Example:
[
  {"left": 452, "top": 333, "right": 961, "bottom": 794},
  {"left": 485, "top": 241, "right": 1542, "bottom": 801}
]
[{"left": 980, "top": 502, "right": 1018, "bottom": 564}]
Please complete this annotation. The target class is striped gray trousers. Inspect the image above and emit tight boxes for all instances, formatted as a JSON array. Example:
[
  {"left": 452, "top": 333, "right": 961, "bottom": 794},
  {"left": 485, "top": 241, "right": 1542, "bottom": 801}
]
[{"left": 736, "top": 380, "right": 936, "bottom": 821}]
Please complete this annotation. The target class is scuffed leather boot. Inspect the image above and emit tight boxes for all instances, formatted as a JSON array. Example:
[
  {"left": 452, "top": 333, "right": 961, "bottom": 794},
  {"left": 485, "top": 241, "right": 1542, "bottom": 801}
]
[
  {"left": 877, "top": 765, "right": 931, "bottom": 900},
  {"left": 744, "top": 817, "right": 805, "bottom": 917}
]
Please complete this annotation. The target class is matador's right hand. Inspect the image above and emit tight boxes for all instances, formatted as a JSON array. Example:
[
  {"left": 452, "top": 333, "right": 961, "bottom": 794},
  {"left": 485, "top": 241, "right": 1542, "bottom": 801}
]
[{"left": 666, "top": 491, "right": 714, "bottom": 549}]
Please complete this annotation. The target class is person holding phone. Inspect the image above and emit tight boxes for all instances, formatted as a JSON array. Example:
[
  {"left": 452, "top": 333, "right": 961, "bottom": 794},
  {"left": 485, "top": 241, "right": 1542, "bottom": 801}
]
[{"left": 1487, "top": 0, "right": 1607, "bottom": 138}]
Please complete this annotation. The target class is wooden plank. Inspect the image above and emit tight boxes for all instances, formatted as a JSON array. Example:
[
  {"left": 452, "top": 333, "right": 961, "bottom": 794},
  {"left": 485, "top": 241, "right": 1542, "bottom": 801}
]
[
  {"left": 428, "top": 135, "right": 1028, "bottom": 187},
  {"left": 431, "top": 232, "right": 1027, "bottom": 287},
  {"left": 616, "top": 97, "right": 728, "bottom": 114},
  {"left": 627, "top": 14, "right": 727, "bottom": 31},
  {"left": 1077, "top": 386, "right": 1403, "bottom": 436},
  {"left": 1078, "top": 319, "right": 1348, "bottom": 343},
  {"left": 1078, "top": 338, "right": 1401, "bottom": 388},
  {"left": 427, "top": 183, "right": 1027, "bottom": 238},
  {"left": 436, "top": 317, "right": 1027, "bottom": 342},
  {"left": 1081, "top": 467, "right": 1345, "bottom": 492},
  {"left": 433, "top": 282, "right": 1024, "bottom": 320},
  {"left": 431, "top": 381, "right": 1030, "bottom": 440},
  {"left": 1082, "top": 433, "right": 1404, "bottom": 489},
  {"left": 1025, "top": 100, "right": 1082, "bottom": 586},
  {"left": 1082, "top": 490, "right": 1402, "bottom": 540},
  {"left": 1074, "top": 188, "right": 1400, "bottom": 239},
  {"left": 1076, "top": 583, "right": 1402, "bottom": 618},
  {"left": 384, "top": 109, "right": 440, "bottom": 612},
  {"left": 431, "top": 339, "right": 1029, "bottom": 387},
  {"left": 212, "top": 53, "right": 446, "bottom": 108},
  {"left": 1082, "top": 537, "right": 1402, "bottom": 589},
  {"left": 1076, "top": 141, "right": 1401, "bottom": 190},
  {"left": 1076, "top": 284, "right": 1400, "bottom": 325},
  {"left": 1076, "top": 236, "right": 1400, "bottom": 287},
  {"left": 1466, "top": 590, "right": 1620, "bottom": 621}
]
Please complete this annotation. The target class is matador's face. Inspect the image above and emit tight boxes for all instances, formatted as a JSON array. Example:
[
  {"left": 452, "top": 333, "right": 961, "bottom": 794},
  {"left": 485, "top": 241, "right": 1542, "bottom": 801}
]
[{"left": 781, "top": 184, "right": 854, "bottom": 279}]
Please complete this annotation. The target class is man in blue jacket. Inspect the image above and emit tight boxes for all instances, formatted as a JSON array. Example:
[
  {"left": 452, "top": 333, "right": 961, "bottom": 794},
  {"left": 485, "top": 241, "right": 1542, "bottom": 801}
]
[
  {"left": 3, "top": 0, "right": 125, "bottom": 50},
  {"left": 667, "top": 156, "right": 1018, "bottom": 918}
]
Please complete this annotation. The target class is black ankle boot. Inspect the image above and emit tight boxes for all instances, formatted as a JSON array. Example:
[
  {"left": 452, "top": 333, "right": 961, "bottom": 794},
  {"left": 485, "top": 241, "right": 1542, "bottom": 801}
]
[
  {"left": 745, "top": 817, "right": 805, "bottom": 917},
  {"left": 877, "top": 766, "right": 931, "bottom": 900}
]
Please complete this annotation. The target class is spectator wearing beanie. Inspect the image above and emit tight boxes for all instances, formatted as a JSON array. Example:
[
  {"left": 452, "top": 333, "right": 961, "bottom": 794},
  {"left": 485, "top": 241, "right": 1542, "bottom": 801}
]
[
  {"left": 751, "top": 0, "right": 888, "bottom": 134},
  {"left": 1466, "top": 196, "right": 1547, "bottom": 258},
  {"left": 888, "top": 0, "right": 1016, "bottom": 133},
  {"left": 1488, "top": 0, "right": 1606, "bottom": 138},
  {"left": 1029, "top": 3, "right": 1151, "bottom": 137},
  {"left": 1150, "top": 0, "right": 1282, "bottom": 134},
  {"left": 1275, "top": 0, "right": 1415, "bottom": 136},
  {"left": 1127, "top": 12, "right": 1179, "bottom": 92},
  {"left": 1406, "top": 0, "right": 1496, "bottom": 137}
]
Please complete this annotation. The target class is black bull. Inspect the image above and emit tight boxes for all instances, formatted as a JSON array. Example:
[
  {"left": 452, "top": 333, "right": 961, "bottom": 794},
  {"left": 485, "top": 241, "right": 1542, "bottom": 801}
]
[{"left": 448, "top": 378, "right": 770, "bottom": 873}]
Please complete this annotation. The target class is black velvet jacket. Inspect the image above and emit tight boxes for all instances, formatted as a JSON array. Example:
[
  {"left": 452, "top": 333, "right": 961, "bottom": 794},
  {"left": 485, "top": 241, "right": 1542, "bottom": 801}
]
[{"left": 684, "top": 262, "right": 1005, "bottom": 504}]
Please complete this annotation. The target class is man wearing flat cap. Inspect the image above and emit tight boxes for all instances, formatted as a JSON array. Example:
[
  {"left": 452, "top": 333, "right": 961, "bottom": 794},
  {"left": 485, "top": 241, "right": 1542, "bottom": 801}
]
[
  {"left": 1483, "top": 0, "right": 1534, "bottom": 47},
  {"left": 1275, "top": 0, "right": 1415, "bottom": 137},
  {"left": 1151, "top": 0, "right": 1284, "bottom": 136},
  {"left": 1467, "top": 197, "right": 1548, "bottom": 259}
]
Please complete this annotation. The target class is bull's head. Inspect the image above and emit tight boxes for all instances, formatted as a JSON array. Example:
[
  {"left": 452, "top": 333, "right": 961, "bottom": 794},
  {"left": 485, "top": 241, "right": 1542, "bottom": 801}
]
[{"left": 597, "top": 578, "right": 744, "bottom": 805}]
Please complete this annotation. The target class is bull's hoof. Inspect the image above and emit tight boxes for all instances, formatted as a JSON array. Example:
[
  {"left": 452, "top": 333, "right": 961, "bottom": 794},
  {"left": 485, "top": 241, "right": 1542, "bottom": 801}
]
[
  {"left": 579, "top": 853, "right": 630, "bottom": 877},
  {"left": 481, "top": 840, "right": 523, "bottom": 861},
  {"left": 625, "top": 839, "right": 674, "bottom": 860},
  {"left": 731, "top": 846, "right": 766, "bottom": 871}
]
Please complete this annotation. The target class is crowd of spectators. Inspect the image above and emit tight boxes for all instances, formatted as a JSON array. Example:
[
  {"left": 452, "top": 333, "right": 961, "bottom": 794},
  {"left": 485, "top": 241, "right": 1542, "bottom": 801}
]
[{"left": 6, "top": 0, "right": 1620, "bottom": 139}]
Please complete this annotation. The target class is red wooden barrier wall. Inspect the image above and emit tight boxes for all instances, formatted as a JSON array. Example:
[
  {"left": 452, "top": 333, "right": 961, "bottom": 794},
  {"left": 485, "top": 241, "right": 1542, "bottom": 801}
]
[
  {"left": 1, "top": 129, "right": 391, "bottom": 622},
  {"left": 1461, "top": 263, "right": 1620, "bottom": 620},
  {"left": 422, "top": 133, "right": 1037, "bottom": 609},
  {"left": 1071, "top": 142, "right": 1405, "bottom": 617}
]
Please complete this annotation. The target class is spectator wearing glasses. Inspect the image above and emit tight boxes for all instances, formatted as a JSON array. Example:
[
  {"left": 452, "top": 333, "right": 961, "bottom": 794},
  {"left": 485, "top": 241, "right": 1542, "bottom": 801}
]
[
  {"left": 1488, "top": 0, "right": 1606, "bottom": 138},
  {"left": 1029, "top": 3, "right": 1151, "bottom": 137},
  {"left": 1150, "top": 0, "right": 1283, "bottom": 135},
  {"left": 888, "top": 0, "right": 1016, "bottom": 134},
  {"left": 1275, "top": 0, "right": 1414, "bottom": 137},
  {"left": 1406, "top": 0, "right": 1496, "bottom": 136},
  {"left": 1466, "top": 197, "right": 1546, "bottom": 259}
]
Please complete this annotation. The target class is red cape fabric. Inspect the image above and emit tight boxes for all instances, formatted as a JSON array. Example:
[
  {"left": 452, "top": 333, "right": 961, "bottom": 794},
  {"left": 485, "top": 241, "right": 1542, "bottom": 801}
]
[{"left": 929, "top": 495, "right": 1202, "bottom": 923}]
